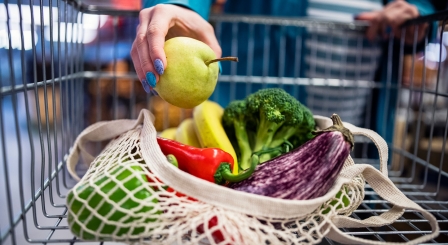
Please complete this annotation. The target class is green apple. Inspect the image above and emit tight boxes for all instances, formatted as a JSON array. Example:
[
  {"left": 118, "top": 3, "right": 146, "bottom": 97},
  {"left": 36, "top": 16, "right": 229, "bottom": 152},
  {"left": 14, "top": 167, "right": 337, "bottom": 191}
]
[{"left": 155, "top": 37, "right": 237, "bottom": 109}]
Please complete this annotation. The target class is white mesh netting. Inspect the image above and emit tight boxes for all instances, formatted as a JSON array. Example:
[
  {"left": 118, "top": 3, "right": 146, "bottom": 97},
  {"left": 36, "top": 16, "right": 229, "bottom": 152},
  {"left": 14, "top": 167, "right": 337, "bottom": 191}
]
[{"left": 67, "top": 125, "right": 366, "bottom": 245}]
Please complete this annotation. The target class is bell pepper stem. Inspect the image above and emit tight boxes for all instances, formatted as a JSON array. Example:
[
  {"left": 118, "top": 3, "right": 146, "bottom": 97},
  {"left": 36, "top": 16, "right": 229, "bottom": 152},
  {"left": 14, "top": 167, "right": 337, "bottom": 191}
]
[
  {"left": 166, "top": 154, "right": 178, "bottom": 168},
  {"left": 214, "top": 155, "right": 259, "bottom": 185}
]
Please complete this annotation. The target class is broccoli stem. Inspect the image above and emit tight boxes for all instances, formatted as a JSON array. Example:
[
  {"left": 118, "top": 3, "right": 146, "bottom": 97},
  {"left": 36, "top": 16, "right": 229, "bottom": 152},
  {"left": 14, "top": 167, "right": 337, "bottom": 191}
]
[
  {"left": 253, "top": 112, "right": 283, "bottom": 154},
  {"left": 268, "top": 126, "right": 298, "bottom": 148},
  {"left": 233, "top": 120, "right": 253, "bottom": 170}
]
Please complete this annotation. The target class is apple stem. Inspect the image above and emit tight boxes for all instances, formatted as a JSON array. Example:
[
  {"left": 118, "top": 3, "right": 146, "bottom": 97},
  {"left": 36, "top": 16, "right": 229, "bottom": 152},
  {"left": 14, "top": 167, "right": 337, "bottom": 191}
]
[{"left": 205, "top": 56, "right": 239, "bottom": 66}]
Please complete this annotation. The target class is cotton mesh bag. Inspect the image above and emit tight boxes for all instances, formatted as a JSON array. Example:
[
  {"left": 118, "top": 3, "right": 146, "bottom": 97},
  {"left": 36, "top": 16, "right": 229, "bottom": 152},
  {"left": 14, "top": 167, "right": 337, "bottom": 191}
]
[{"left": 66, "top": 109, "right": 439, "bottom": 245}]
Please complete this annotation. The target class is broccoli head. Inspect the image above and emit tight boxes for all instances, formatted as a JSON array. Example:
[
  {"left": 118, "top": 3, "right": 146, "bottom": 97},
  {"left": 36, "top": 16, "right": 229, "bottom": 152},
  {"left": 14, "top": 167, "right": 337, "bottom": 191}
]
[
  {"left": 223, "top": 88, "right": 316, "bottom": 170},
  {"left": 246, "top": 88, "right": 308, "bottom": 152}
]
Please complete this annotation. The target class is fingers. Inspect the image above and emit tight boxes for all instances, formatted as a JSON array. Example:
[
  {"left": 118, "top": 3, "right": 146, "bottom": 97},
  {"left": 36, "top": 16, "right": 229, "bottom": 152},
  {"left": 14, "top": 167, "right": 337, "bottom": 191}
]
[
  {"left": 131, "top": 5, "right": 172, "bottom": 92},
  {"left": 146, "top": 5, "right": 172, "bottom": 74},
  {"left": 355, "top": 11, "right": 381, "bottom": 42},
  {"left": 196, "top": 23, "right": 222, "bottom": 58},
  {"left": 130, "top": 41, "right": 152, "bottom": 93},
  {"left": 355, "top": 1, "right": 421, "bottom": 43}
]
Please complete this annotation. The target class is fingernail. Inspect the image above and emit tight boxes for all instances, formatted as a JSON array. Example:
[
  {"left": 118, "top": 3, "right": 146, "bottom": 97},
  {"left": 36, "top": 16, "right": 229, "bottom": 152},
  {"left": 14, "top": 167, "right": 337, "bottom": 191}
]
[
  {"left": 146, "top": 72, "right": 156, "bottom": 88},
  {"left": 154, "top": 59, "right": 164, "bottom": 75},
  {"left": 218, "top": 61, "right": 222, "bottom": 74},
  {"left": 141, "top": 79, "right": 151, "bottom": 93},
  {"left": 150, "top": 89, "right": 159, "bottom": 96}
]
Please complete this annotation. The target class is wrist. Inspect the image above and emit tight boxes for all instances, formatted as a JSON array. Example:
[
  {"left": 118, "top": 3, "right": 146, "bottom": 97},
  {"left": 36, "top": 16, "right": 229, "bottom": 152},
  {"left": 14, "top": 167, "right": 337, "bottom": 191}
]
[{"left": 142, "top": 0, "right": 212, "bottom": 20}]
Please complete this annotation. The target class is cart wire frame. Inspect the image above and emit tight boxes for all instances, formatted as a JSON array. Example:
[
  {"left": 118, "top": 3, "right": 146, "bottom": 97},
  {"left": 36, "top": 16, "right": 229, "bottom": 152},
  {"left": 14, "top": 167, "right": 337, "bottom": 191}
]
[{"left": 0, "top": 0, "right": 447, "bottom": 244}]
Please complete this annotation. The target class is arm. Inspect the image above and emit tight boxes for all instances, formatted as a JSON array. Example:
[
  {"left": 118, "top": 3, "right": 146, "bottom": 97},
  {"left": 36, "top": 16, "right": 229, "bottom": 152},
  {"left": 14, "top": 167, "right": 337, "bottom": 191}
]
[
  {"left": 142, "top": 0, "right": 213, "bottom": 20},
  {"left": 356, "top": 0, "right": 436, "bottom": 45}
]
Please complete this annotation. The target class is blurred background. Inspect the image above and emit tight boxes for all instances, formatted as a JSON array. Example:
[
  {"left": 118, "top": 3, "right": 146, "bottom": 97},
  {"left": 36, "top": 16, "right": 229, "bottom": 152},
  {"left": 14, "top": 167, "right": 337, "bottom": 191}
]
[{"left": 1, "top": 0, "right": 448, "bottom": 244}]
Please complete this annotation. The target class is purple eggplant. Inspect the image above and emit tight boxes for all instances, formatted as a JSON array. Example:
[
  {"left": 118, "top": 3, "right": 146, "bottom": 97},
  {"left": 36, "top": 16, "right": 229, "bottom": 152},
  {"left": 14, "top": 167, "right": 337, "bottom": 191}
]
[{"left": 229, "top": 114, "right": 354, "bottom": 200}]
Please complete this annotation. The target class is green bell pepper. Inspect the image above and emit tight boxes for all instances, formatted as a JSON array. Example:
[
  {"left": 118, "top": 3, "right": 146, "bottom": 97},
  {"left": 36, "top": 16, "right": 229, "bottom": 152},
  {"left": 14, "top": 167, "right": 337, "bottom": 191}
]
[{"left": 67, "top": 162, "right": 159, "bottom": 240}]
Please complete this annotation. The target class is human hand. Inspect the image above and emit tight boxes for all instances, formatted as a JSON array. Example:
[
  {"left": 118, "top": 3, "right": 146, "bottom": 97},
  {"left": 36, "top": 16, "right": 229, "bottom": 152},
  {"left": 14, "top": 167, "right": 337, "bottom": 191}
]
[
  {"left": 130, "top": 4, "right": 222, "bottom": 92},
  {"left": 355, "top": 0, "right": 428, "bottom": 45}
]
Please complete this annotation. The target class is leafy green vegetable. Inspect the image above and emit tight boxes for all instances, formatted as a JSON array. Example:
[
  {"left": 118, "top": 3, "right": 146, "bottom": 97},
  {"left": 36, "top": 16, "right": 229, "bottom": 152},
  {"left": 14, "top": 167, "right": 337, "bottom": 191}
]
[{"left": 222, "top": 88, "right": 315, "bottom": 170}]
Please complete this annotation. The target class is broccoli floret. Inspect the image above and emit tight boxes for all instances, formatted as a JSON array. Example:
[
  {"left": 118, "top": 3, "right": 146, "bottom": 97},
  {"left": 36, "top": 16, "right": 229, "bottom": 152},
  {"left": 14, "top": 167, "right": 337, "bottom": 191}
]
[
  {"left": 269, "top": 105, "right": 314, "bottom": 148},
  {"left": 222, "top": 100, "right": 253, "bottom": 170},
  {"left": 247, "top": 88, "right": 309, "bottom": 150},
  {"left": 223, "top": 88, "right": 316, "bottom": 170}
]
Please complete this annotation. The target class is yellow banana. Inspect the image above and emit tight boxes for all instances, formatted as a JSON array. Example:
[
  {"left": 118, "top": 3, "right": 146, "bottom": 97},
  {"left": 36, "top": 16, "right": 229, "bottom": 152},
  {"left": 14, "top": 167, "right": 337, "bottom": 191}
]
[
  {"left": 159, "top": 127, "right": 177, "bottom": 140},
  {"left": 175, "top": 118, "right": 201, "bottom": 148},
  {"left": 193, "top": 100, "right": 238, "bottom": 174}
]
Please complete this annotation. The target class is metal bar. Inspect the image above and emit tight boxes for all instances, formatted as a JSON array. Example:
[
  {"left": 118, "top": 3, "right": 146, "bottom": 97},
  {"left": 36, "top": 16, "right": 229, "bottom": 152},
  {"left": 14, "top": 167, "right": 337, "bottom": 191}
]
[
  {"left": 17, "top": 0, "right": 35, "bottom": 241},
  {"left": 2, "top": 161, "right": 68, "bottom": 238},
  {"left": 246, "top": 23, "right": 254, "bottom": 95},
  {"left": 112, "top": 16, "right": 118, "bottom": 120},
  {"left": 211, "top": 21, "right": 222, "bottom": 103},
  {"left": 28, "top": 0, "right": 46, "bottom": 232},
  {"left": 362, "top": 200, "right": 448, "bottom": 205},
  {"left": 47, "top": 0, "right": 65, "bottom": 209},
  {"left": 292, "top": 27, "right": 302, "bottom": 99},
  {"left": 76, "top": 8, "right": 86, "bottom": 145},
  {"left": 433, "top": 17, "right": 448, "bottom": 198},
  {"left": 229, "top": 22, "right": 238, "bottom": 101},
  {"left": 56, "top": 0, "right": 69, "bottom": 196},
  {"left": 381, "top": 35, "right": 394, "bottom": 139},
  {"left": 262, "top": 24, "right": 270, "bottom": 89},
  {"left": 37, "top": 0, "right": 54, "bottom": 219},
  {"left": 401, "top": 9, "right": 448, "bottom": 27},
  {"left": 1, "top": 1, "right": 18, "bottom": 243},
  {"left": 390, "top": 148, "right": 448, "bottom": 180},
  {"left": 209, "top": 14, "right": 369, "bottom": 31},
  {"left": 72, "top": 71, "right": 448, "bottom": 96},
  {"left": 69, "top": 3, "right": 76, "bottom": 151},
  {"left": 355, "top": 209, "right": 448, "bottom": 213},
  {"left": 350, "top": 212, "right": 385, "bottom": 242},
  {"left": 278, "top": 25, "right": 286, "bottom": 89},
  {"left": 414, "top": 35, "right": 431, "bottom": 190},
  {"left": 360, "top": 203, "right": 409, "bottom": 241},
  {"left": 395, "top": 28, "right": 408, "bottom": 178},
  {"left": 43, "top": 208, "right": 68, "bottom": 242},
  {"left": 403, "top": 25, "right": 420, "bottom": 184},
  {"left": 421, "top": 195, "right": 448, "bottom": 225},
  {"left": 343, "top": 230, "right": 446, "bottom": 235},
  {"left": 62, "top": 1, "right": 72, "bottom": 190},
  {"left": 94, "top": 10, "right": 103, "bottom": 154}
]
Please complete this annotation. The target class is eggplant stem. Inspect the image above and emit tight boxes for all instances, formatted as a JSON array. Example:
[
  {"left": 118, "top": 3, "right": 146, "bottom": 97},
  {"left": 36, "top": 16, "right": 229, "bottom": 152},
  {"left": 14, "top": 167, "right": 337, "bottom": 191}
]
[
  {"left": 331, "top": 113, "right": 344, "bottom": 126},
  {"left": 313, "top": 114, "right": 355, "bottom": 150},
  {"left": 220, "top": 155, "right": 258, "bottom": 183}
]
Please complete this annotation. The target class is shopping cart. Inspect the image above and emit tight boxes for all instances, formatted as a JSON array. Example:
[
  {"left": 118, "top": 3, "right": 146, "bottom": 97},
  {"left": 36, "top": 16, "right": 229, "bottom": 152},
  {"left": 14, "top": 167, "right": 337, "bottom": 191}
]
[{"left": 0, "top": 0, "right": 447, "bottom": 244}]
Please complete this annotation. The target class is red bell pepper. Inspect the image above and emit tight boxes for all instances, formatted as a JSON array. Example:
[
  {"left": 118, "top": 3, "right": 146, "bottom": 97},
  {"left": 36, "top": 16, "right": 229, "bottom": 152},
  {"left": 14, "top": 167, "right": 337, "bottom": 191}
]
[
  {"left": 156, "top": 137, "right": 256, "bottom": 185},
  {"left": 154, "top": 141, "right": 257, "bottom": 244}
]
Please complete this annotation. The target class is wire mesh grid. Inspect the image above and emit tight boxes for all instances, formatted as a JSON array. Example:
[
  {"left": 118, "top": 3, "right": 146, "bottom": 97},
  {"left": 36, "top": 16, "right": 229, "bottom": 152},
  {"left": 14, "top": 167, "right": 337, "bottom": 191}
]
[{"left": 0, "top": 0, "right": 447, "bottom": 244}]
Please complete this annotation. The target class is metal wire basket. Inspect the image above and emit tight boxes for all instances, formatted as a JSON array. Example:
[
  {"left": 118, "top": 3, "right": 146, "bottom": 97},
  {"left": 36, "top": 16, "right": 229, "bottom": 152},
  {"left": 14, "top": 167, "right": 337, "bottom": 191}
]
[{"left": 0, "top": 0, "right": 447, "bottom": 244}]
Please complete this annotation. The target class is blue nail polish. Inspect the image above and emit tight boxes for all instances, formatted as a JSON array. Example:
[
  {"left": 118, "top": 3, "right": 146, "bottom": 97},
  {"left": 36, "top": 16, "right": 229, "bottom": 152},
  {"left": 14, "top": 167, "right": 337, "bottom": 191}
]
[
  {"left": 141, "top": 79, "right": 151, "bottom": 93},
  {"left": 154, "top": 59, "right": 164, "bottom": 75},
  {"left": 146, "top": 72, "right": 156, "bottom": 88},
  {"left": 218, "top": 61, "right": 222, "bottom": 74}
]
